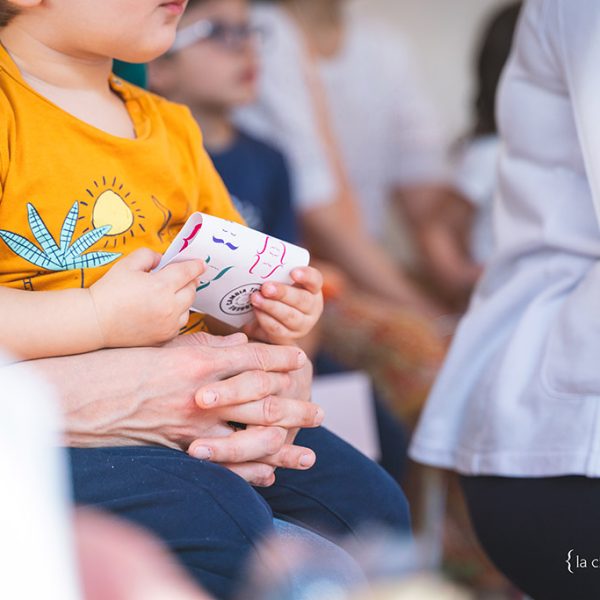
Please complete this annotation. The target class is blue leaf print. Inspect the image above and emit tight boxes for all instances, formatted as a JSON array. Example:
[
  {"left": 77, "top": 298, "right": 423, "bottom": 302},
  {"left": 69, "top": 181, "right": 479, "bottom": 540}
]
[
  {"left": 60, "top": 202, "right": 79, "bottom": 255},
  {"left": 27, "top": 203, "right": 61, "bottom": 263},
  {"left": 66, "top": 225, "right": 112, "bottom": 258},
  {"left": 68, "top": 251, "right": 121, "bottom": 270},
  {"left": 0, "top": 230, "right": 62, "bottom": 270},
  {"left": 1, "top": 203, "right": 119, "bottom": 274}
]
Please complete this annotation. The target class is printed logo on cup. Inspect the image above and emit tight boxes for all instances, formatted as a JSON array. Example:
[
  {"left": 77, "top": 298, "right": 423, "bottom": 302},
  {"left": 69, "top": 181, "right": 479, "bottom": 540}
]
[{"left": 220, "top": 284, "right": 262, "bottom": 316}]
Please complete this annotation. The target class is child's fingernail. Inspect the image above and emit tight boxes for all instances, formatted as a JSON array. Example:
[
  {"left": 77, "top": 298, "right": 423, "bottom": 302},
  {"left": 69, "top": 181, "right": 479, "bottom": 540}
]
[
  {"left": 300, "top": 454, "right": 314, "bottom": 468},
  {"left": 297, "top": 351, "right": 307, "bottom": 367},
  {"left": 292, "top": 269, "right": 303, "bottom": 280},
  {"left": 263, "top": 283, "right": 276, "bottom": 296},
  {"left": 202, "top": 391, "right": 218, "bottom": 406},
  {"left": 251, "top": 293, "right": 263, "bottom": 306},
  {"left": 191, "top": 446, "right": 212, "bottom": 460}
]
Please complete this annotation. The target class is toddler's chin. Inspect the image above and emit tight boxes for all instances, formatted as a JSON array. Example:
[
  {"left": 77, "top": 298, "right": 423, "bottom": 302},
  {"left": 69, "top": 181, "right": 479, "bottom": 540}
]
[{"left": 115, "top": 37, "right": 176, "bottom": 64}]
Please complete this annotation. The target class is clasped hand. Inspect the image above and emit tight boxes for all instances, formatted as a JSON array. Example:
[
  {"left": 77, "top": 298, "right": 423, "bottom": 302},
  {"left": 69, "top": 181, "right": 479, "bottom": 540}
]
[{"left": 167, "top": 332, "right": 323, "bottom": 487}]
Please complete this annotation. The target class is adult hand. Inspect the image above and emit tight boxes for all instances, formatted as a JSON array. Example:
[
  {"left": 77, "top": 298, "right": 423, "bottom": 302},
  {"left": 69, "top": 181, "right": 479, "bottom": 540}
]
[
  {"left": 189, "top": 351, "right": 316, "bottom": 486},
  {"left": 28, "top": 331, "right": 322, "bottom": 487},
  {"left": 396, "top": 185, "right": 482, "bottom": 308},
  {"left": 419, "top": 220, "right": 483, "bottom": 309}
]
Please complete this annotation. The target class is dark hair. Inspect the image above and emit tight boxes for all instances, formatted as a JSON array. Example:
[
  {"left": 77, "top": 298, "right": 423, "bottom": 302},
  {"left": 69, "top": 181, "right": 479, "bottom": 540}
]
[
  {"left": 0, "top": 1, "right": 19, "bottom": 27},
  {"left": 472, "top": 2, "right": 522, "bottom": 137}
]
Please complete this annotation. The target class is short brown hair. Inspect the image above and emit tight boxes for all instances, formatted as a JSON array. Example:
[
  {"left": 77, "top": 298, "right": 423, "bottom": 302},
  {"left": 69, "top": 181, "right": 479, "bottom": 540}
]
[{"left": 0, "top": 1, "right": 19, "bottom": 27}]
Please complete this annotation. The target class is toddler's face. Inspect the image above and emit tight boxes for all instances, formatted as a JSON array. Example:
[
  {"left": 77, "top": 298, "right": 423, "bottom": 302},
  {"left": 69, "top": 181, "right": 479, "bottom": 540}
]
[
  {"left": 151, "top": 0, "right": 259, "bottom": 109},
  {"left": 17, "top": 0, "right": 188, "bottom": 63}
]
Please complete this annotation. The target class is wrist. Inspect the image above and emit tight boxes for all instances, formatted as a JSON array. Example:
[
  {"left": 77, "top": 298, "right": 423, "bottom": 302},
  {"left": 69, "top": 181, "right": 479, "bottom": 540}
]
[{"left": 87, "top": 285, "right": 109, "bottom": 349}]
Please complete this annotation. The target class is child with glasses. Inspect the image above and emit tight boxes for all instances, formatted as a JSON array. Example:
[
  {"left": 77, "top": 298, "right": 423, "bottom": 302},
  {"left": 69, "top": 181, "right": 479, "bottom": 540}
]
[{"left": 150, "top": 0, "right": 294, "bottom": 237}]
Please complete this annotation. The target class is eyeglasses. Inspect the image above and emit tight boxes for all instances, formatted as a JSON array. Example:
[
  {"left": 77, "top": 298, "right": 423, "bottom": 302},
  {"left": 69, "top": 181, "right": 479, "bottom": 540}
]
[{"left": 168, "top": 19, "right": 264, "bottom": 54}]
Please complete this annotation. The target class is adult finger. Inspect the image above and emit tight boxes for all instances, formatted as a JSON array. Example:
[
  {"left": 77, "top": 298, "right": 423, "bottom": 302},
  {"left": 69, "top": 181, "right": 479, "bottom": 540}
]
[
  {"left": 157, "top": 260, "right": 205, "bottom": 291},
  {"left": 188, "top": 426, "right": 287, "bottom": 464},
  {"left": 260, "top": 444, "right": 316, "bottom": 470},
  {"left": 217, "top": 444, "right": 316, "bottom": 474},
  {"left": 217, "top": 397, "right": 324, "bottom": 428},
  {"left": 196, "top": 371, "right": 291, "bottom": 408},
  {"left": 210, "top": 343, "right": 307, "bottom": 380},
  {"left": 222, "top": 462, "right": 277, "bottom": 487}
]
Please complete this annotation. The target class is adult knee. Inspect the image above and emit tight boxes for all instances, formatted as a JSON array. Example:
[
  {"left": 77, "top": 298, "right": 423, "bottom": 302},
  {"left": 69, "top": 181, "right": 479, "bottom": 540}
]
[
  {"left": 356, "top": 458, "right": 411, "bottom": 534},
  {"left": 69, "top": 447, "right": 275, "bottom": 599}
]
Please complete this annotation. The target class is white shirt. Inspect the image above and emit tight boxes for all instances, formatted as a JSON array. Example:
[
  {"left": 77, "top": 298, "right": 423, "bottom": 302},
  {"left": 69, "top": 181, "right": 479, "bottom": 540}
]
[
  {"left": 236, "top": 5, "right": 448, "bottom": 239},
  {"left": 454, "top": 135, "right": 500, "bottom": 263},
  {"left": 410, "top": 0, "right": 600, "bottom": 477},
  {"left": 317, "top": 15, "right": 449, "bottom": 239}
]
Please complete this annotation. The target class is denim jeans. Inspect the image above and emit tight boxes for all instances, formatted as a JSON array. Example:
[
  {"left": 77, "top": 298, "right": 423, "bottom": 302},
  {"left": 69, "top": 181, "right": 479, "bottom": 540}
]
[{"left": 69, "top": 427, "right": 410, "bottom": 599}]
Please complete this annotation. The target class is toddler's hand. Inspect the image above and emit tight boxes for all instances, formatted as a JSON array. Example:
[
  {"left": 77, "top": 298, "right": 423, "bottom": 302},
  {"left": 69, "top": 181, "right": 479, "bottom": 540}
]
[
  {"left": 243, "top": 266, "right": 324, "bottom": 345},
  {"left": 89, "top": 248, "right": 204, "bottom": 348}
]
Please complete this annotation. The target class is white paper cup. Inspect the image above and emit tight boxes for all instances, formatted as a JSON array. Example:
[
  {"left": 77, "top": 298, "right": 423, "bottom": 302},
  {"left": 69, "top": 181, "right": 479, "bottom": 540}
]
[{"left": 158, "top": 212, "right": 310, "bottom": 327}]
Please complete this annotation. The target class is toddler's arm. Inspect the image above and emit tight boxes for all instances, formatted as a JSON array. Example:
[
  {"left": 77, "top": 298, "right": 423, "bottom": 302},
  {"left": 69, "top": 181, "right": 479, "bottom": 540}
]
[{"left": 0, "top": 248, "right": 204, "bottom": 360}]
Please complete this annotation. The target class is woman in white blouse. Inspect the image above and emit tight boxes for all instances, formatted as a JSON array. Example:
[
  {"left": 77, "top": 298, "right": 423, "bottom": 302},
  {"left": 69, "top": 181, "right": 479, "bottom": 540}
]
[{"left": 411, "top": 1, "right": 600, "bottom": 597}]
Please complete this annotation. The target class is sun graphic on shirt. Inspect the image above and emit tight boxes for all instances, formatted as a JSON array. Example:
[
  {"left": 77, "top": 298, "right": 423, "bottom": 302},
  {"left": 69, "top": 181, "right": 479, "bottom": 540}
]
[{"left": 78, "top": 176, "right": 146, "bottom": 248}]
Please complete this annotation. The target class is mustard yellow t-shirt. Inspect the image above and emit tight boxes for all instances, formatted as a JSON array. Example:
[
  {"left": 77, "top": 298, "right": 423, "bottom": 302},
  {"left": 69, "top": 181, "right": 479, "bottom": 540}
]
[{"left": 0, "top": 45, "right": 242, "bottom": 334}]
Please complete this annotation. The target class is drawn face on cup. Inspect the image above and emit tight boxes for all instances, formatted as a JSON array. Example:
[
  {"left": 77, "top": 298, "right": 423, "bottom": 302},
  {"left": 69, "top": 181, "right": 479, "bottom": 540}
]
[{"left": 249, "top": 236, "right": 287, "bottom": 279}]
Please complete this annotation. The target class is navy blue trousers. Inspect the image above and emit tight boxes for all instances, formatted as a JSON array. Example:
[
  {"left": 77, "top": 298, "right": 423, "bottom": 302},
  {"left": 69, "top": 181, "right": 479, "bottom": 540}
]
[{"left": 69, "top": 427, "right": 410, "bottom": 599}]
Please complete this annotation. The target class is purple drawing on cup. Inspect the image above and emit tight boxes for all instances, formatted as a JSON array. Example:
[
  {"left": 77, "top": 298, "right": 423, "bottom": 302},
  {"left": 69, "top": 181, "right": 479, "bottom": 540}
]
[{"left": 212, "top": 227, "right": 239, "bottom": 251}]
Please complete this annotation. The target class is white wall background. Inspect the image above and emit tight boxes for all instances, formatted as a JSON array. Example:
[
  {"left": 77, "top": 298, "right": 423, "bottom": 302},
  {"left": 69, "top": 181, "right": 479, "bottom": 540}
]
[{"left": 352, "top": 0, "right": 516, "bottom": 143}]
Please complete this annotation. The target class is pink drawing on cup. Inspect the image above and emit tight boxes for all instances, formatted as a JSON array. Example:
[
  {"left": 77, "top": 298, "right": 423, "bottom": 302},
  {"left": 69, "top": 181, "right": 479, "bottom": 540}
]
[
  {"left": 179, "top": 223, "right": 203, "bottom": 253},
  {"left": 249, "top": 237, "right": 287, "bottom": 279}
]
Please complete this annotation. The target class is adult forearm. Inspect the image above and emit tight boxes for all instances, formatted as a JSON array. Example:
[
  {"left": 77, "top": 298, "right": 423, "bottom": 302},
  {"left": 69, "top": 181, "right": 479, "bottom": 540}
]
[
  {"left": 301, "top": 204, "right": 435, "bottom": 311},
  {"left": 394, "top": 185, "right": 481, "bottom": 303},
  {"left": 25, "top": 336, "right": 319, "bottom": 458},
  {"left": 27, "top": 347, "right": 179, "bottom": 448}
]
